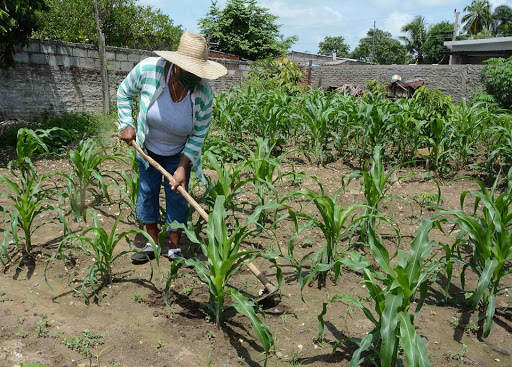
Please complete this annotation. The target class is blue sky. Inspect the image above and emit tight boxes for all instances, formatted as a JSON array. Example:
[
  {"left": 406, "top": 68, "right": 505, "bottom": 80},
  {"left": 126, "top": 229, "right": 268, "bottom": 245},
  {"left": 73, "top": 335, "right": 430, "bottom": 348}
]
[{"left": 139, "top": 0, "right": 512, "bottom": 53}]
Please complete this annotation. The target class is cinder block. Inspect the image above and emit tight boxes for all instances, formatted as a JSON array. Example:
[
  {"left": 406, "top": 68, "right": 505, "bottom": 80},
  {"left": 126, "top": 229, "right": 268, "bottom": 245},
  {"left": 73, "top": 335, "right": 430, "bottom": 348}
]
[
  {"left": 62, "top": 56, "right": 78, "bottom": 67},
  {"left": 106, "top": 51, "right": 115, "bottom": 60},
  {"left": 40, "top": 43, "right": 56, "bottom": 54},
  {"left": 72, "top": 48, "right": 88, "bottom": 58},
  {"left": 30, "top": 53, "right": 47, "bottom": 64},
  {"left": 47, "top": 55, "right": 57, "bottom": 66},
  {"left": 116, "top": 53, "right": 128, "bottom": 61},
  {"left": 24, "top": 42, "right": 40, "bottom": 53},
  {"left": 121, "top": 61, "right": 135, "bottom": 72},
  {"left": 127, "top": 53, "right": 141, "bottom": 62},
  {"left": 57, "top": 45, "right": 73, "bottom": 55},
  {"left": 88, "top": 49, "right": 99, "bottom": 58},
  {"left": 13, "top": 53, "right": 29, "bottom": 63},
  {"left": 79, "top": 57, "right": 96, "bottom": 68}
]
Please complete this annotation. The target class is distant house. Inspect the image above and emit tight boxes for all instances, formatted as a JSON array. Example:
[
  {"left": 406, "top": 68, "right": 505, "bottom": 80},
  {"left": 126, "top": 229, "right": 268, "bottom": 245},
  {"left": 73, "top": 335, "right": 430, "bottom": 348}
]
[
  {"left": 285, "top": 50, "right": 372, "bottom": 66},
  {"left": 387, "top": 78, "right": 427, "bottom": 99},
  {"left": 444, "top": 37, "right": 512, "bottom": 65}
]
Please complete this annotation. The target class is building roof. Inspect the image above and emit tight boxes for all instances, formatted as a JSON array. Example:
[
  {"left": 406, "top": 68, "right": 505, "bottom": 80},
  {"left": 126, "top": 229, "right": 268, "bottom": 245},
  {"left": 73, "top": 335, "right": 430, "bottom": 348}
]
[{"left": 444, "top": 37, "right": 512, "bottom": 52}]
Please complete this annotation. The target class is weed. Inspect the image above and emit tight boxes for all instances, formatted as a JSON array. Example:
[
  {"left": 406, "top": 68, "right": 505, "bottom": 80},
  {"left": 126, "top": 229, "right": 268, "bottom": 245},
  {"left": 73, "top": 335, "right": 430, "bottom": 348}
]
[
  {"left": 60, "top": 329, "right": 104, "bottom": 358},
  {"left": 449, "top": 343, "right": 469, "bottom": 362},
  {"left": 16, "top": 329, "right": 28, "bottom": 338},
  {"left": 35, "top": 314, "right": 52, "bottom": 337},
  {"left": 16, "top": 313, "right": 25, "bottom": 324},
  {"left": 133, "top": 293, "right": 144, "bottom": 303},
  {"left": 156, "top": 340, "right": 163, "bottom": 349}
]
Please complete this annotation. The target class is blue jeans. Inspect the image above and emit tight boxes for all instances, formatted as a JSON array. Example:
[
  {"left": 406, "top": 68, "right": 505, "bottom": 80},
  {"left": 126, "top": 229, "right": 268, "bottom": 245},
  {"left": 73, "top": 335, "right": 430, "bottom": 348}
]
[{"left": 136, "top": 150, "right": 191, "bottom": 231}]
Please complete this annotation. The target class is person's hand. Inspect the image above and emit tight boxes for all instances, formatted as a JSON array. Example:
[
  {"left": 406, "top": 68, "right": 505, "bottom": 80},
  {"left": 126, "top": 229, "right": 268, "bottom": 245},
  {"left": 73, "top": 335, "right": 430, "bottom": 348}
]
[
  {"left": 120, "top": 125, "right": 136, "bottom": 145},
  {"left": 171, "top": 166, "right": 187, "bottom": 193}
]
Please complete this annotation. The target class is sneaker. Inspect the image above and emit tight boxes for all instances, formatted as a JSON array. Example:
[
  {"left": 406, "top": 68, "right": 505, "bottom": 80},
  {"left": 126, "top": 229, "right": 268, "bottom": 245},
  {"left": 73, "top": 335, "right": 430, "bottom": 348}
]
[
  {"left": 168, "top": 249, "right": 187, "bottom": 262},
  {"left": 131, "top": 243, "right": 159, "bottom": 263}
]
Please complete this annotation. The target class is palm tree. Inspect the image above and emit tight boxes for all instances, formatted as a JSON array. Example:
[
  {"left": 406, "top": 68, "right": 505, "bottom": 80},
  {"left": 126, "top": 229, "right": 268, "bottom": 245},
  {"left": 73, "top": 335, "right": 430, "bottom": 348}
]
[
  {"left": 400, "top": 16, "right": 428, "bottom": 64},
  {"left": 462, "top": 0, "right": 492, "bottom": 36}
]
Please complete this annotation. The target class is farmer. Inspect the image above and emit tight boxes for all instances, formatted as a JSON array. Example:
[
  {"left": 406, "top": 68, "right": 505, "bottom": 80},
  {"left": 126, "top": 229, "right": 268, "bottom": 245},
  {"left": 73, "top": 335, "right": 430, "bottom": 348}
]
[{"left": 117, "top": 32, "right": 227, "bottom": 263}]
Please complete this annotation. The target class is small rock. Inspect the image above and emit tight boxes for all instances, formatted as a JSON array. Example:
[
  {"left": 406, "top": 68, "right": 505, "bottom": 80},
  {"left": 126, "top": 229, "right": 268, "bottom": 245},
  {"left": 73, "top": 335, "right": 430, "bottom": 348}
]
[
  {"left": 153, "top": 311, "right": 159, "bottom": 318},
  {"left": 298, "top": 344, "right": 303, "bottom": 349}
]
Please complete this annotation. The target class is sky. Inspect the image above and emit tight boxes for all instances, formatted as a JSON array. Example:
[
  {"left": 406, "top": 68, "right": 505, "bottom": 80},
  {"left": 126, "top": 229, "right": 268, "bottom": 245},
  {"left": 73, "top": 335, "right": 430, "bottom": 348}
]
[{"left": 139, "top": 0, "right": 512, "bottom": 54}]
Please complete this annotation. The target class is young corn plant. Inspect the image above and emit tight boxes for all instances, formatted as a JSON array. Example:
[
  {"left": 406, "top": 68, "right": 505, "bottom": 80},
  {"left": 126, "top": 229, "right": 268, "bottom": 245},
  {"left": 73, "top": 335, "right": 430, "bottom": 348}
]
[
  {"left": 110, "top": 148, "right": 141, "bottom": 227},
  {"left": 433, "top": 170, "right": 512, "bottom": 337},
  {"left": 165, "top": 196, "right": 276, "bottom": 364},
  {"left": 59, "top": 138, "right": 121, "bottom": 221},
  {"left": 243, "top": 138, "right": 294, "bottom": 227},
  {"left": 45, "top": 209, "right": 158, "bottom": 304},
  {"left": 342, "top": 145, "right": 406, "bottom": 243},
  {"left": 0, "top": 129, "right": 61, "bottom": 264},
  {"left": 317, "top": 220, "right": 438, "bottom": 367},
  {"left": 202, "top": 151, "right": 249, "bottom": 220},
  {"left": 285, "top": 187, "right": 363, "bottom": 292}
]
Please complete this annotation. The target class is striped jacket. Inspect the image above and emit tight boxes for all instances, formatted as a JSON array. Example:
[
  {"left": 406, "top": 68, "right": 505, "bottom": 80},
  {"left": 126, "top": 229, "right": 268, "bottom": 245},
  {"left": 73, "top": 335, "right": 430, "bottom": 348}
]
[{"left": 117, "top": 57, "right": 213, "bottom": 183}]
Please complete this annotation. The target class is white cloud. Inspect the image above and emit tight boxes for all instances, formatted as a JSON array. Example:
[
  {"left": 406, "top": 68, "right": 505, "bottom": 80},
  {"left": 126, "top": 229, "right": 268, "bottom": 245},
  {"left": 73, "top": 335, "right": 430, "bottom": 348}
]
[{"left": 383, "top": 12, "right": 414, "bottom": 37}]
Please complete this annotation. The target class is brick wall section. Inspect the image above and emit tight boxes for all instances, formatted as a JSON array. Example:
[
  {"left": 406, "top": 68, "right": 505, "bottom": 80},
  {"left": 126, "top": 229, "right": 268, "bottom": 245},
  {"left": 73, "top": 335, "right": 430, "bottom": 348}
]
[
  {"left": 0, "top": 40, "right": 251, "bottom": 120},
  {"left": 310, "top": 64, "right": 486, "bottom": 101}
]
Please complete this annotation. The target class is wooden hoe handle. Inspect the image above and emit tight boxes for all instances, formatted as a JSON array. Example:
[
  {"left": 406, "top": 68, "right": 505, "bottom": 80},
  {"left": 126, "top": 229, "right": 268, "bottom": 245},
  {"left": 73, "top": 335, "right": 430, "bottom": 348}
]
[{"left": 116, "top": 124, "right": 278, "bottom": 294}]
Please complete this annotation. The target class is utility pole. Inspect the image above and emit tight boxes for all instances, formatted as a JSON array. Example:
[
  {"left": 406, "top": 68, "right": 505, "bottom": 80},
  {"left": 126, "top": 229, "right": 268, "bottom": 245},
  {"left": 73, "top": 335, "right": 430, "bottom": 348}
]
[
  {"left": 93, "top": 0, "right": 110, "bottom": 115},
  {"left": 371, "top": 21, "right": 376, "bottom": 63},
  {"left": 449, "top": 10, "right": 460, "bottom": 65}
]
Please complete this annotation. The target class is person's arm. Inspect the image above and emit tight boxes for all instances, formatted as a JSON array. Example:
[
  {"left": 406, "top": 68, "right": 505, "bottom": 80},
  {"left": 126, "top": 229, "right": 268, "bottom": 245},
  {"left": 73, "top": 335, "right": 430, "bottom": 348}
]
[{"left": 118, "top": 60, "right": 145, "bottom": 144}]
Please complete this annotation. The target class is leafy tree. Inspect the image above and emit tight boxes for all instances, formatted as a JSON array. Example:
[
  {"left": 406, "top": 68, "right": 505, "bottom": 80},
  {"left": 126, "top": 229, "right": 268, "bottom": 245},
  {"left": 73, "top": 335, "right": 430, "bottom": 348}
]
[
  {"left": 0, "top": 0, "right": 48, "bottom": 68},
  {"left": 351, "top": 28, "right": 407, "bottom": 64},
  {"left": 318, "top": 36, "right": 350, "bottom": 57},
  {"left": 462, "top": 0, "right": 492, "bottom": 36},
  {"left": 492, "top": 5, "right": 512, "bottom": 36},
  {"left": 34, "top": 0, "right": 182, "bottom": 50},
  {"left": 481, "top": 56, "right": 512, "bottom": 109},
  {"left": 423, "top": 21, "right": 453, "bottom": 64},
  {"left": 400, "top": 16, "right": 428, "bottom": 64},
  {"left": 198, "top": 0, "right": 297, "bottom": 60}
]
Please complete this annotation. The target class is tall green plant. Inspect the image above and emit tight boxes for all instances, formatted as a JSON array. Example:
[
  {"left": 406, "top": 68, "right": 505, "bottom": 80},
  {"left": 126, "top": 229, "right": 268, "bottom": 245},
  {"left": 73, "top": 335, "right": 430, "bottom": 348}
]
[
  {"left": 318, "top": 221, "right": 438, "bottom": 367},
  {"left": 434, "top": 171, "right": 512, "bottom": 337},
  {"left": 0, "top": 129, "right": 60, "bottom": 264},
  {"left": 165, "top": 196, "right": 276, "bottom": 363},
  {"left": 46, "top": 209, "right": 158, "bottom": 303},
  {"left": 59, "top": 138, "right": 120, "bottom": 221}
]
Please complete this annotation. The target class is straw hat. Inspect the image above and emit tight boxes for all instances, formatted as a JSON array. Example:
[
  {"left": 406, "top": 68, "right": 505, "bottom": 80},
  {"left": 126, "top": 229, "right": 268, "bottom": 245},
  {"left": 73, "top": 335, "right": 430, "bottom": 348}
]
[{"left": 155, "top": 32, "right": 227, "bottom": 80}]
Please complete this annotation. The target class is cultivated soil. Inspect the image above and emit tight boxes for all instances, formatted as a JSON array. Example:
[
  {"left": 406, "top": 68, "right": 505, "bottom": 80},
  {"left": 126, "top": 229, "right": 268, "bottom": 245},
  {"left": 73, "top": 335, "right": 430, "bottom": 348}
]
[{"left": 0, "top": 139, "right": 511, "bottom": 367}]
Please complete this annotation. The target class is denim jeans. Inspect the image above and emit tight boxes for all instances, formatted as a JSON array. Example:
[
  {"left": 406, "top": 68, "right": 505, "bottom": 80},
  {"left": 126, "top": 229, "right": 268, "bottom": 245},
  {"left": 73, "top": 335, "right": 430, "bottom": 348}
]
[{"left": 136, "top": 149, "right": 191, "bottom": 231}]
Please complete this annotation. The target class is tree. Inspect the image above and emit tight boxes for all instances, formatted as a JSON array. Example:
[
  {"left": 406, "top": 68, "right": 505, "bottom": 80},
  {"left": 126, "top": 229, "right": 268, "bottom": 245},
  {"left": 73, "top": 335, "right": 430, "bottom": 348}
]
[
  {"left": 351, "top": 28, "right": 407, "bottom": 64},
  {"left": 400, "top": 16, "right": 428, "bottom": 64},
  {"left": 423, "top": 21, "right": 453, "bottom": 64},
  {"left": 481, "top": 56, "right": 512, "bottom": 109},
  {"left": 0, "top": 0, "right": 48, "bottom": 68},
  {"left": 318, "top": 36, "right": 350, "bottom": 57},
  {"left": 462, "top": 0, "right": 492, "bottom": 36},
  {"left": 34, "top": 0, "right": 182, "bottom": 50},
  {"left": 198, "top": 0, "right": 297, "bottom": 60},
  {"left": 492, "top": 5, "right": 512, "bottom": 36}
]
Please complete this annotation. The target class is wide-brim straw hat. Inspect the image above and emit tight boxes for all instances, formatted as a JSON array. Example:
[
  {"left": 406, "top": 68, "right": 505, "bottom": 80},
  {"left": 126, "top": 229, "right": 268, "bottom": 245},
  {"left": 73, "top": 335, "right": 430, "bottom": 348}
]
[{"left": 155, "top": 32, "right": 227, "bottom": 80}]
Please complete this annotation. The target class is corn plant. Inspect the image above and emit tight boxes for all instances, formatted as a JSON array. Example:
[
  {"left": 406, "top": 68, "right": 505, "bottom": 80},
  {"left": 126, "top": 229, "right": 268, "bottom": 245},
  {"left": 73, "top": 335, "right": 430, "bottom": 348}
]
[
  {"left": 59, "top": 138, "right": 121, "bottom": 221},
  {"left": 165, "top": 196, "right": 276, "bottom": 363},
  {"left": 46, "top": 209, "right": 158, "bottom": 304},
  {"left": 202, "top": 151, "right": 249, "bottom": 219},
  {"left": 110, "top": 149, "right": 141, "bottom": 227},
  {"left": 242, "top": 138, "right": 294, "bottom": 226},
  {"left": 0, "top": 129, "right": 61, "bottom": 264},
  {"left": 433, "top": 171, "right": 512, "bottom": 337},
  {"left": 342, "top": 145, "right": 406, "bottom": 243},
  {"left": 285, "top": 187, "right": 362, "bottom": 291},
  {"left": 298, "top": 90, "right": 336, "bottom": 166},
  {"left": 317, "top": 220, "right": 438, "bottom": 367}
]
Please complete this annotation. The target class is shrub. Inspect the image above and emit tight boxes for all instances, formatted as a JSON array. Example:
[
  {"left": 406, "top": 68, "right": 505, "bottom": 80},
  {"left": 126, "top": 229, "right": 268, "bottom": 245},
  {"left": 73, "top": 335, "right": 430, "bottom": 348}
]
[{"left": 481, "top": 56, "right": 512, "bottom": 109}]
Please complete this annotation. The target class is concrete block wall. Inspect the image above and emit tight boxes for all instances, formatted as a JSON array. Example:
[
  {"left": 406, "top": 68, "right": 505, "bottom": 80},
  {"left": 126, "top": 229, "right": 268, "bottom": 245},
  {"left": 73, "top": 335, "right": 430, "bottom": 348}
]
[
  {"left": 310, "top": 64, "right": 486, "bottom": 101},
  {"left": 0, "top": 40, "right": 251, "bottom": 120}
]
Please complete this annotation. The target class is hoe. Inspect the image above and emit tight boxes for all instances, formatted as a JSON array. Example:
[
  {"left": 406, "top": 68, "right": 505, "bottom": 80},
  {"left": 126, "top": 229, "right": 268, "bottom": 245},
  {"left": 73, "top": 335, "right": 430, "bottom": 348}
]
[{"left": 115, "top": 123, "right": 280, "bottom": 303}]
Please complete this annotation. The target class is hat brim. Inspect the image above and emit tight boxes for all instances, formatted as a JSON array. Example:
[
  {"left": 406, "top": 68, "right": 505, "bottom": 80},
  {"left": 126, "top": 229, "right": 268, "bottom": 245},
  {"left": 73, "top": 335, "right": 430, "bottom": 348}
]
[{"left": 154, "top": 50, "right": 228, "bottom": 80}]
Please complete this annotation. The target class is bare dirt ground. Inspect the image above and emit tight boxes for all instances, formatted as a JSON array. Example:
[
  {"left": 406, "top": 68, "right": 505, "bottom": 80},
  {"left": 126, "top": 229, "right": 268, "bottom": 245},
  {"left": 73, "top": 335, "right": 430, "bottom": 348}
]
[{"left": 0, "top": 146, "right": 511, "bottom": 367}]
